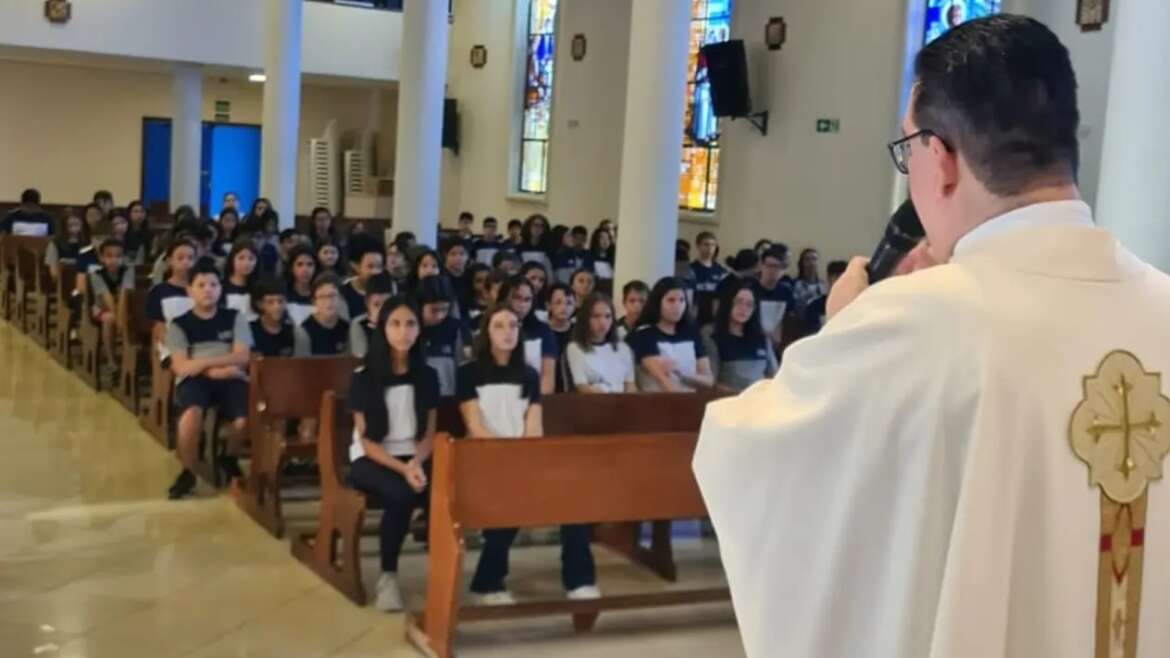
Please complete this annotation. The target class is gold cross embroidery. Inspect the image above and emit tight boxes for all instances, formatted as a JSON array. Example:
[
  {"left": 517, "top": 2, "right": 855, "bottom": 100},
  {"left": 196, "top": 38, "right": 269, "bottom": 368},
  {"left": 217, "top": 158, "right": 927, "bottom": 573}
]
[{"left": 1070, "top": 351, "right": 1170, "bottom": 658}]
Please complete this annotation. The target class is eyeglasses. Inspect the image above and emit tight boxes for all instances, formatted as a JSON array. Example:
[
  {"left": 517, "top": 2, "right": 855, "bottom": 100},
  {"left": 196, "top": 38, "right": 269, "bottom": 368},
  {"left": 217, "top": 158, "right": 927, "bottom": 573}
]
[{"left": 887, "top": 129, "right": 947, "bottom": 175}]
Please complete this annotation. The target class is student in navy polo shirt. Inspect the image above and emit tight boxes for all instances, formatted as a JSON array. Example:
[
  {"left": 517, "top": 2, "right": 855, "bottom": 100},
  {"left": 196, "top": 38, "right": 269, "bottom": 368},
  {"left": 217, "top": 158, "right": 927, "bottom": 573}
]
[
  {"left": 569, "top": 268, "right": 595, "bottom": 301},
  {"left": 348, "top": 295, "right": 440, "bottom": 611},
  {"left": 755, "top": 245, "right": 797, "bottom": 352},
  {"left": 440, "top": 238, "right": 471, "bottom": 312},
  {"left": 520, "top": 261, "right": 549, "bottom": 322},
  {"left": 616, "top": 279, "right": 648, "bottom": 342},
  {"left": 491, "top": 250, "right": 521, "bottom": 277},
  {"left": 165, "top": 259, "right": 253, "bottom": 499},
  {"left": 87, "top": 238, "right": 134, "bottom": 373},
  {"left": 283, "top": 244, "right": 318, "bottom": 326},
  {"left": 249, "top": 278, "right": 296, "bottom": 358},
  {"left": 416, "top": 275, "right": 464, "bottom": 396},
  {"left": 566, "top": 292, "right": 636, "bottom": 393},
  {"left": 702, "top": 278, "right": 777, "bottom": 392},
  {"left": 588, "top": 227, "right": 614, "bottom": 286},
  {"left": 518, "top": 214, "right": 552, "bottom": 272},
  {"left": 223, "top": 241, "right": 260, "bottom": 322},
  {"left": 473, "top": 216, "right": 504, "bottom": 266},
  {"left": 505, "top": 218, "right": 523, "bottom": 249},
  {"left": 340, "top": 235, "right": 386, "bottom": 321},
  {"left": 406, "top": 247, "right": 441, "bottom": 295},
  {"left": 688, "top": 231, "right": 728, "bottom": 325},
  {"left": 0, "top": 188, "right": 54, "bottom": 236},
  {"left": 294, "top": 274, "right": 350, "bottom": 356},
  {"left": 45, "top": 211, "right": 90, "bottom": 282},
  {"left": 146, "top": 239, "right": 198, "bottom": 364},
  {"left": 316, "top": 239, "right": 346, "bottom": 278},
  {"left": 458, "top": 305, "right": 599, "bottom": 605},
  {"left": 349, "top": 272, "right": 396, "bottom": 359},
  {"left": 499, "top": 276, "right": 556, "bottom": 393},
  {"left": 550, "top": 227, "right": 589, "bottom": 284},
  {"left": 545, "top": 282, "right": 575, "bottom": 392},
  {"left": 464, "top": 263, "right": 493, "bottom": 332},
  {"left": 802, "top": 259, "right": 847, "bottom": 335},
  {"left": 456, "top": 211, "right": 475, "bottom": 242},
  {"left": 626, "top": 277, "right": 713, "bottom": 392}
]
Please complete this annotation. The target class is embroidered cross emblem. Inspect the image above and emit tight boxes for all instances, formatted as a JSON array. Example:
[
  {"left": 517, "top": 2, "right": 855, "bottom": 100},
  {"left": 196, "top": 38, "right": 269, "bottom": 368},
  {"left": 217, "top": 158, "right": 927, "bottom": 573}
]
[{"left": 1070, "top": 350, "right": 1170, "bottom": 658}]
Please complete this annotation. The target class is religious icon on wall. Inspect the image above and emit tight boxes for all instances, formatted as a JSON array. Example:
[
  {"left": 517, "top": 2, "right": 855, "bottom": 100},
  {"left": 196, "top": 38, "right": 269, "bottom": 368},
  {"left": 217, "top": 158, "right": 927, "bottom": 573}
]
[
  {"left": 470, "top": 45, "right": 487, "bottom": 69},
  {"left": 44, "top": 0, "right": 71, "bottom": 24},
  {"left": 1076, "top": 0, "right": 1110, "bottom": 32}
]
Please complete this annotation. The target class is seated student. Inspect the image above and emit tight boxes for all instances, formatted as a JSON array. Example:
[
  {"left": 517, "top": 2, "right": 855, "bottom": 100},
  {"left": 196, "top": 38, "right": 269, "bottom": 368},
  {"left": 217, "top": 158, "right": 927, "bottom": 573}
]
[
  {"left": 616, "top": 279, "right": 648, "bottom": 342},
  {"left": 755, "top": 245, "right": 797, "bottom": 352},
  {"left": 146, "top": 239, "right": 198, "bottom": 364},
  {"left": 341, "top": 234, "right": 386, "bottom": 321},
  {"left": 405, "top": 247, "right": 441, "bottom": 294},
  {"left": 223, "top": 241, "right": 260, "bottom": 322},
  {"left": 802, "top": 259, "right": 847, "bottom": 335},
  {"left": 473, "top": 216, "right": 504, "bottom": 266},
  {"left": 545, "top": 283, "right": 575, "bottom": 392},
  {"left": 701, "top": 278, "right": 777, "bottom": 392},
  {"left": 385, "top": 241, "right": 409, "bottom": 288},
  {"left": 463, "top": 263, "right": 493, "bottom": 333},
  {"left": 309, "top": 206, "right": 340, "bottom": 249},
  {"left": 81, "top": 202, "right": 106, "bottom": 238},
  {"left": 294, "top": 274, "right": 350, "bottom": 356},
  {"left": 87, "top": 238, "right": 135, "bottom": 373},
  {"left": 165, "top": 258, "right": 253, "bottom": 499},
  {"left": 440, "top": 238, "right": 471, "bottom": 310},
  {"left": 551, "top": 227, "right": 588, "bottom": 284},
  {"left": 349, "top": 272, "right": 396, "bottom": 358},
  {"left": 284, "top": 244, "right": 318, "bottom": 325},
  {"left": 1, "top": 188, "right": 53, "bottom": 236},
  {"left": 566, "top": 292, "right": 636, "bottom": 393},
  {"left": 458, "top": 305, "right": 599, "bottom": 604},
  {"left": 349, "top": 297, "right": 440, "bottom": 611},
  {"left": 456, "top": 211, "right": 475, "bottom": 242},
  {"left": 125, "top": 200, "right": 154, "bottom": 265},
  {"left": 249, "top": 278, "right": 295, "bottom": 358},
  {"left": 213, "top": 208, "right": 241, "bottom": 257},
  {"left": 45, "top": 210, "right": 90, "bottom": 281},
  {"left": 518, "top": 214, "right": 552, "bottom": 273},
  {"left": 588, "top": 227, "right": 615, "bottom": 285},
  {"left": 316, "top": 239, "right": 346, "bottom": 278},
  {"left": 569, "top": 268, "right": 595, "bottom": 301},
  {"left": 505, "top": 218, "right": 523, "bottom": 249},
  {"left": 499, "top": 276, "right": 556, "bottom": 394},
  {"left": 521, "top": 261, "right": 550, "bottom": 323},
  {"left": 416, "top": 275, "right": 464, "bottom": 396},
  {"left": 792, "top": 247, "right": 828, "bottom": 314},
  {"left": 491, "top": 249, "right": 521, "bottom": 277},
  {"left": 688, "top": 231, "right": 728, "bottom": 326},
  {"left": 626, "top": 277, "right": 713, "bottom": 392}
]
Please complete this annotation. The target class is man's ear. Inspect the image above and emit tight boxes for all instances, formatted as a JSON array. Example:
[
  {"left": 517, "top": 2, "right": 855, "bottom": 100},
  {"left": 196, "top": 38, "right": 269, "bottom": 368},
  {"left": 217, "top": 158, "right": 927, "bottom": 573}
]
[{"left": 932, "top": 136, "right": 960, "bottom": 195}]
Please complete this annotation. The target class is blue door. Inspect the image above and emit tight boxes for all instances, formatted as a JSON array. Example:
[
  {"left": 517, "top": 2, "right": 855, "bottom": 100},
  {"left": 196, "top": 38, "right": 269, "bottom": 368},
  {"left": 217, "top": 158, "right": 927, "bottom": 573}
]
[{"left": 141, "top": 119, "right": 262, "bottom": 218}]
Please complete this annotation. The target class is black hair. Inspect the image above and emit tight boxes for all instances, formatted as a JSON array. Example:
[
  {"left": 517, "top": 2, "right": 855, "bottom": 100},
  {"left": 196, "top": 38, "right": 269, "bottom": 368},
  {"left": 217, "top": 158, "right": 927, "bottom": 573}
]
[
  {"left": 713, "top": 277, "right": 765, "bottom": 342},
  {"left": 366, "top": 272, "right": 396, "bottom": 297},
  {"left": 569, "top": 268, "right": 595, "bottom": 290},
  {"left": 621, "top": 279, "right": 649, "bottom": 299},
  {"left": 498, "top": 275, "right": 536, "bottom": 321},
  {"left": 251, "top": 277, "right": 287, "bottom": 305},
  {"left": 637, "top": 276, "right": 693, "bottom": 332},
  {"left": 492, "top": 250, "right": 521, "bottom": 269},
  {"left": 92, "top": 190, "right": 113, "bottom": 204},
  {"left": 21, "top": 188, "right": 40, "bottom": 205},
  {"left": 225, "top": 240, "right": 260, "bottom": 286},
  {"left": 311, "top": 272, "right": 342, "bottom": 297},
  {"left": 827, "top": 260, "right": 848, "bottom": 279},
  {"left": 173, "top": 205, "right": 197, "bottom": 225},
  {"left": 483, "top": 216, "right": 498, "bottom": 227},
  {"left": 393, "top": 231, "right": 416, "bottom": 251},
  {"left": 521, "top": 214, "right": 550, "bottom": 248},
  {"left": 364, "top": 294, "right": 427, "bottom": 389},
  {"left": 55, "top": 208, "right": 91, "bottom": 248},
  {"left": 458, "top": 211, "right": 474, "bottom": 222},
  {"left": 570, "top": 225, "right": 588, "bottom": 237},
  {"left": 107, "top": 207, "right": 129, "bottom": 223},
  {"left": 248, "top": 197, "right": 272, "bottom": 218},
  {"left": 166, "top": 237, "right": 198, "bottom": 259},
  {"left": 219, "top": 207, "right": 240, "bottom": 223},
  {"left": 284, "top": 244, "right": 318, "bottom": 288},
  {"left": 675, "top": 239, "right": 691, "bottom": 263},
  {"left": 98, "top": 237, "right": 124, "bottom": 255},
  {"left": 761, "top": 245, "right": 789, "bottom": 266},
  {"left": 467, "top": 262, "right": 492, "bottom": 281},
  {"left": 348, "top": 233, "right": 384, "bottom": 265},
  {"left": 696, "top": 231, "right": 717, "bottom": 244},
  {"left": 472, "top": 305, "right": 527, "bottom": 378},
  {"left": 588, "top": 227, "right": 612, "bottom": 255},
  {"left": 520, "top": 260, "right": 548, "bottom": 284},
  {"left": 550, "top": 225, "right": 570, "bottom": 249},
  {"left": 414, "top": 274, "right": 456, "bottom": 306},
  {"left": 754, "top": 239, "right": 773, "bottom": 253},
  {"left": 798, "top": 248, "right": 820, "bottom": 281},
  {"left": 726, "top": 248, "right": 759, "bottom": 272},
  {"left": 440, "top": 237, "right": 468, "bottom": 257},
  {"left": 913, "top": 14, "right": 1080, "bottom": 195},
  {"left": 83, "top": 202, "right": 103, "bottom": 219},
  {"left": 507, "top": 219, "right": 522, "bottom": 230},
  {"left": 546, "top": 281, "right": 574, "bottom": 306},
  {"left": 572, "top": 292, "right": 620, "bottom": 352},
  {"left": 407, "top": 247, "right": 441, "bottom": 291},
  {"left": 189, "top": 257, "right": 222, "bottom": 284},
  {"left": 278, "top": 228, "right": 301, "bottom": 242}
]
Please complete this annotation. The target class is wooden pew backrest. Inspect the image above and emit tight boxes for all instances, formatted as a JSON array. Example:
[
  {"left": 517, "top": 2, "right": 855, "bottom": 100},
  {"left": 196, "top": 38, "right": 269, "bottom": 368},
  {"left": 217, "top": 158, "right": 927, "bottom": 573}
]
[{"left": 249, "top": 356, "right": 362, "bottom": 420}]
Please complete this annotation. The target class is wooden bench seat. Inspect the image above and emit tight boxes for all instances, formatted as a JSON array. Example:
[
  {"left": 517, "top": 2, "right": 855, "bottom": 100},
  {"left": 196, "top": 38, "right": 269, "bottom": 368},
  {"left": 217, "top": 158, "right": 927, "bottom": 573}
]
[
  {"left": 16, "top": 241, "right": 52, "bottom": 342},
  {"left": 113, "top": 288, "right": 152, "bottom": 413},
  {"left": 48, "top": 263, "right": 77, "bottom": 367}
]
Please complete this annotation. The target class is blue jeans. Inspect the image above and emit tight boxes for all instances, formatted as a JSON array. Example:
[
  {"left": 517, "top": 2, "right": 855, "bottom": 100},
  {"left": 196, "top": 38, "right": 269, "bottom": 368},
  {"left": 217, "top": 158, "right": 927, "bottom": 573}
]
[{"left": 469, "top": 525, "right": 596, "bottom": 593}]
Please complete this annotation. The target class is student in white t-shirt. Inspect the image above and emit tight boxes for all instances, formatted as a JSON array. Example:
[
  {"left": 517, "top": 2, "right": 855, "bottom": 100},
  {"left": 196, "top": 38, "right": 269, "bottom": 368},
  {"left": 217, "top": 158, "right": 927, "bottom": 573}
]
[
  {"left": 222, "top": 241, "right": 259, "bottom": 322},
  {"left": 566, "top": 293, "right": 636, "bottom": 393},
  {"left": 457, "top": 305, "right": 599, "bottom": 605},
  {"left": 347, "top": 296, "right": 439, "bottom": 612}
]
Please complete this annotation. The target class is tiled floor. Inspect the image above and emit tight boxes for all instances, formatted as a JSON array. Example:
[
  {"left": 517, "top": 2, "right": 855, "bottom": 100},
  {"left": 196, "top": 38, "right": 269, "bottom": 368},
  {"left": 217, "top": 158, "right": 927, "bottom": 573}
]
[{"left": 0, "top": 322, "right": 743, "bottom": 657}]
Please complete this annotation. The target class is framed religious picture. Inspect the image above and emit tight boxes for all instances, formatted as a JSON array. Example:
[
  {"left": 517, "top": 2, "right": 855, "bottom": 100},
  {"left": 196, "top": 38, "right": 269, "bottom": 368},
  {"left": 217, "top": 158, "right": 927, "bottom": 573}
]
[
  {"left": 470, "top": 45, "right": 487, "bottom": 69},
  {"left": 1076, "top": 0, "right": 1109, "bottom": 31},
  {"left": 44, "top": 0, "right": 71, "bottom": 24},
  {"left": 571, "top": 34, "right": 587, "bottom": 61}
]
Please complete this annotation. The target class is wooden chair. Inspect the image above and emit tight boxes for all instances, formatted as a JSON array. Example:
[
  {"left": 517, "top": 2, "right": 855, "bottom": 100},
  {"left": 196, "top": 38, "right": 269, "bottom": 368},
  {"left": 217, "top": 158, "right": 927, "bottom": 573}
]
[
  {"left": 412, "top": 429, "right": 730, "bottom": 658},
  {"left": 9, "top": 237, "right": 49, "bottom": 331},
  {"left": 295, "top": 391, "right": 726, "bottom": 607},
  {"left": 76, "top": 290, "right": 103, "bottom": 390},
  {"left": 28, "top": 247, "right": 57, "bottom": 347},
  {"left": 139, "top": 341, "right": 174, "bottom": 448},
  {"left": 0, "top": 235, "right": 14, "bottom": 320},
  {"left": 48, "top": 263, "right": 77, "bottom": 367},
  {"left": 233, "top": 355, "right": 360, "bottom": 537},
  {"left": 113, "top": 288, "right": 152, "bottom": 413}
]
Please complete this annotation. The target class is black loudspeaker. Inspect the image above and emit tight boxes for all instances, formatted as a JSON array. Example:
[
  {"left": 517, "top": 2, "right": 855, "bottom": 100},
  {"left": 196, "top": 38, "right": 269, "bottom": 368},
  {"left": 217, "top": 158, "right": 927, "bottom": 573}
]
[
  {"left": 442, "top": 98, "right": 459, "bottom": 154},
  {"left": 702, "top": 39, "right": 751, "bottom": 118}
]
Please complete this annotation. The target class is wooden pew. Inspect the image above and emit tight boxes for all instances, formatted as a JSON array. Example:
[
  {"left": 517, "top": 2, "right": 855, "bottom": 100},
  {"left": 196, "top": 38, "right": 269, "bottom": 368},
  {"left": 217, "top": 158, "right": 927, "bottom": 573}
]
[
  {"left": 139, "top": 341, "right": 174, "bottom": 448},
  {"left": 15, "top": 241, "right": 51, "bottom": 338},
  {"left": 295, "top": 391, "right": 725, "bottom": 607},
  {"left": 76, "top": 290, "right": 103, "bottom": 390},
  {"left": 48, "top": 263, "right": 77, "bottom": 367},
  {"left": 113, "top": 288, "right": 152, "bottom": 413},
  {"left": 414, "top": 428, "right": 728, "bottom": 658},
  {"left": 27, "top": 245, "right": 57, "bottom": 347},
  {"left": 233, "top": 356, "right": 360, "bottom": 537}
]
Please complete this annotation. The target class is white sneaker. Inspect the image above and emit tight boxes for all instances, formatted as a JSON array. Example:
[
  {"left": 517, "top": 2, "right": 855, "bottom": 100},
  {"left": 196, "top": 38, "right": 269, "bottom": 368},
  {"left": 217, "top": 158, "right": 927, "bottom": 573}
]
[
  {"left": 374, "top": 572, "right": 404, "bottom": 612},
  {"left": 476, "top": 590, "right": 517, "bottom": 606},
  {"left": 566, "top": 585, "right": 601, "bottom": 600}
]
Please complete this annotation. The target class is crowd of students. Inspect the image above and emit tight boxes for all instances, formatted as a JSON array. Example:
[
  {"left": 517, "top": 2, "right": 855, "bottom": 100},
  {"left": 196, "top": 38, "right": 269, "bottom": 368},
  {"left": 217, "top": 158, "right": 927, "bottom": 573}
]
[{"left": 2, "top": 187, "right": 843, "bottom": 613}]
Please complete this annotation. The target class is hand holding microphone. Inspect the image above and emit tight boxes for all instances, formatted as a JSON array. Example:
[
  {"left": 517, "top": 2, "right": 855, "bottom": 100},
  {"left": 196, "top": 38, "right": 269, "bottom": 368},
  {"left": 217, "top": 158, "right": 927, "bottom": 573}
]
[{"left": 827, "top": 200, "right": 929, "bottom": 322}]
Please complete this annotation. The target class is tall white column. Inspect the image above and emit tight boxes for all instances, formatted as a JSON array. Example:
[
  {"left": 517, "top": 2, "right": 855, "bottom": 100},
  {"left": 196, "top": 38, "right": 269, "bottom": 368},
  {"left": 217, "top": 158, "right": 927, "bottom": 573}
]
[
  {"left": 260, "top": 0, "right": 303, "bottom": 227},
  {"left": 1095, "top": 0, "right": 1170, "bottom": 271},
  {"left": 392, "top": 0, "right": 449, "bottom": 248},
  {"left": 613, "top": 0, "right": 692, "bottom": 292},
  {"left": 170, "top": 65, "right": 203, "bottom": 212}
]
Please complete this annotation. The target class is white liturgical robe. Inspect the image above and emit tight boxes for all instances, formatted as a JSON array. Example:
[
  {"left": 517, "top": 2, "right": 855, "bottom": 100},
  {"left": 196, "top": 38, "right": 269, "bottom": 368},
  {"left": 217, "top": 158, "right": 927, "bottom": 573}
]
[{"left": 694, "top": 200, "right": 1170, "bottom": 658}]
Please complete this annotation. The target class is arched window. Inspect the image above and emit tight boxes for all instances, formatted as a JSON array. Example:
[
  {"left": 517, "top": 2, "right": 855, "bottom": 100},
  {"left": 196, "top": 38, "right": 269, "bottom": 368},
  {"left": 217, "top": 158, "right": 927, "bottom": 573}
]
[
  {"left": 924, "top": 0, "right": 1001, "bottom": 44},
  {"left": 518, "top": 0, "right": 559, "bottom": 194},
  {"left": 679, "top": 0, "right": 732, "bottom": 213}
]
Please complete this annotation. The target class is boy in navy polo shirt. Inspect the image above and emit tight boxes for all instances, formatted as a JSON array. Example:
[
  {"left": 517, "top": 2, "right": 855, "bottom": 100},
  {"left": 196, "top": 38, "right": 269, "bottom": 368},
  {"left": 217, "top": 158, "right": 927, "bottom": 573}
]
[
  {"left": 340, "top": 235, "right": 386, "bottom": 321},
  {"left": 295, "top": 274, "right": 350, "bottom": 356},
  {"left": 165, "top": 259, "right": 253, "bottom": 499},
  {"left": 88, "top": 238, "right": 134, "bottom": 373}
]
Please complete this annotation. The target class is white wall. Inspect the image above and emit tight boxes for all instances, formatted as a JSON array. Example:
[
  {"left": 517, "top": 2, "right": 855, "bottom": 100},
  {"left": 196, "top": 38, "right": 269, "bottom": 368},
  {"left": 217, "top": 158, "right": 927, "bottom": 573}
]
[
  {"left": 0, "top": 0, "right": 401, "bottom": 81},
  {"left": 0, "top": 59, "right": 398, "bottom": 214}
]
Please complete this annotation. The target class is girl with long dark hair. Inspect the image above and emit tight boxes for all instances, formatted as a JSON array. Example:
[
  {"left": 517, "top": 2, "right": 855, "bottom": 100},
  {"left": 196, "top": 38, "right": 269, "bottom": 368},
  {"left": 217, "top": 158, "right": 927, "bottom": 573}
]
[
  {"left": 702, "top": 277, "right": 777, "bottom": 391},
  {"left": 223, "top": 241, "right": 260, "bottom": 321},
  {"left": 566, "top": 292, "right": 636, "bottom": 393},
  {"left": 626, "top": 276, "right": 713, "bottom": 392}
]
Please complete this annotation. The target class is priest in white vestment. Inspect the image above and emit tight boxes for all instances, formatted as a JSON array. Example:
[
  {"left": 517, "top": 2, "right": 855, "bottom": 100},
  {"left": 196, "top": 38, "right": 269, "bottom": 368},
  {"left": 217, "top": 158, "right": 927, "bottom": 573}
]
[{"left": 695, "top": 15, "right": 1170, "bottom": 658}]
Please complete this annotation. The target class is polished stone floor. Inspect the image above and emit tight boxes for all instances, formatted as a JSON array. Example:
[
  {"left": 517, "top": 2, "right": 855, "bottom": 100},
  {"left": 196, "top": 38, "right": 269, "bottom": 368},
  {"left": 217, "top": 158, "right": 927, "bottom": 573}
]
[{"left": 0, "top": 322, "right": 742, "bottom": 657}]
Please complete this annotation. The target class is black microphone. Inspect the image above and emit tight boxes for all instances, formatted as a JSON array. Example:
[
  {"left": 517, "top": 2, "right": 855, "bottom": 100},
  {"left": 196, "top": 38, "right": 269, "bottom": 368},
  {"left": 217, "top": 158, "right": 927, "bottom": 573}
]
[{"left": 866, "top": 199, "right": 924, "bottom": 283}]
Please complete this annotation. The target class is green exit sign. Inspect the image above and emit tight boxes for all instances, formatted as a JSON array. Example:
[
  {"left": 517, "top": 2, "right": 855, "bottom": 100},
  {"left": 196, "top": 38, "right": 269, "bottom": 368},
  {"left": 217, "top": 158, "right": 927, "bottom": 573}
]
[{"left": 816, "top": 118, "right": 841, "bottom": 133}]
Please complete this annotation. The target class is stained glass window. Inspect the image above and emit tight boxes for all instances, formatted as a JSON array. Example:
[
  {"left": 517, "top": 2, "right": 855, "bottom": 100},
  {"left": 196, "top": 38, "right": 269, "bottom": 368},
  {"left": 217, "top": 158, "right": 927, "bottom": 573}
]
[
  {"left": 519, "top": 0, "right": 558, "bottom": 195},
  {"left": 679, "top": 0, "right": 732, "bottom": 212},
  {"left": 923, "top": 0, "right": 1001, "bottom": 44}
]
